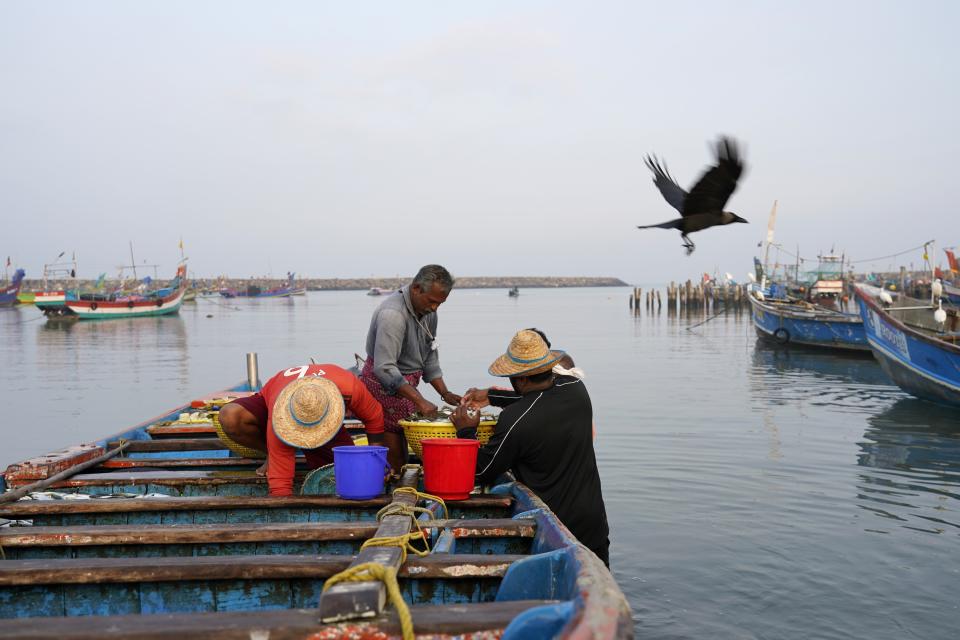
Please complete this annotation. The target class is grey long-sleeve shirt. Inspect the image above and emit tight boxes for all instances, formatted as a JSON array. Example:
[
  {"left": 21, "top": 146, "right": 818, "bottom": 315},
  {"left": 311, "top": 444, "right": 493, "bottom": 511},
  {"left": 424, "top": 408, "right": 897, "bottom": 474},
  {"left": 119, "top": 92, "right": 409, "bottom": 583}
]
[{"left": 364, "top": 286, "right": 442, "bottom": 394}]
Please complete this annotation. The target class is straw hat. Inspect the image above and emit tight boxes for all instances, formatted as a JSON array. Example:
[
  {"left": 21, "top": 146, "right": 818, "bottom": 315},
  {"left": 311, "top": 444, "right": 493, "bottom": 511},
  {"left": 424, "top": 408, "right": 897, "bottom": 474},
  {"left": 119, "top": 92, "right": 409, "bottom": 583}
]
[
  {"left": 488, "top": 329, "right": 566, "bottom": 377},
  {"left": 272, "top": 377, "right": 345, "bottom": 449}
]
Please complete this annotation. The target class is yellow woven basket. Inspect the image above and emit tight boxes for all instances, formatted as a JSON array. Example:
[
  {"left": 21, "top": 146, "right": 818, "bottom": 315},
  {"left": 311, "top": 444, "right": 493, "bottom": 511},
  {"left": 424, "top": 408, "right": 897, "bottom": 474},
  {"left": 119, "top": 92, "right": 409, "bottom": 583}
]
[
  {"left": 213, "top": 411, "right": 267, "bottom": 459},
  {"left": 398, "top": 419, "right": 497, "bottom": 458}
]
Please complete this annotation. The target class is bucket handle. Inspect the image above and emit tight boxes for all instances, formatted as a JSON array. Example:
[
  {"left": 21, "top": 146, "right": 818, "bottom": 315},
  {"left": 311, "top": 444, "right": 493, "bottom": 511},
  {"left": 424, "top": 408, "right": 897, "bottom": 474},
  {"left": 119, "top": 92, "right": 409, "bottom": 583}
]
[{"left": 374, "top": 449, "right": 390, "bottom": 472}]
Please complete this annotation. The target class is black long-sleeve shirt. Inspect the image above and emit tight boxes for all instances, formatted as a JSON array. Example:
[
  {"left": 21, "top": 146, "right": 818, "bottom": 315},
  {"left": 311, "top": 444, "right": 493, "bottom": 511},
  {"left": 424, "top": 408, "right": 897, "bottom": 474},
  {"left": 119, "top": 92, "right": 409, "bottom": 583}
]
[{"left": 463, "top": 376, "right": 609, "bottom": 564}]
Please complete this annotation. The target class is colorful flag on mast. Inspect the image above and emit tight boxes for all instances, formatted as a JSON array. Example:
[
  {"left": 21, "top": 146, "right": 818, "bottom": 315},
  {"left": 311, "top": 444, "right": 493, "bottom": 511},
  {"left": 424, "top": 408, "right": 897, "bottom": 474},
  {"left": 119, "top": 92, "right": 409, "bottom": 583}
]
[{"left": 945, "top": 249, "right": 959, "bottom": 274}]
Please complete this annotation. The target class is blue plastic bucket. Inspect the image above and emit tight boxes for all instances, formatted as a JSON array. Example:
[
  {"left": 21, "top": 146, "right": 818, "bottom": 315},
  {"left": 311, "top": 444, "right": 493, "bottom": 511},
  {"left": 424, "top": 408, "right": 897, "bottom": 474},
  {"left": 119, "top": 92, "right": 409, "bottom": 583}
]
[{"left": 332, "top": 445, "right": 390, "bottom": 500}]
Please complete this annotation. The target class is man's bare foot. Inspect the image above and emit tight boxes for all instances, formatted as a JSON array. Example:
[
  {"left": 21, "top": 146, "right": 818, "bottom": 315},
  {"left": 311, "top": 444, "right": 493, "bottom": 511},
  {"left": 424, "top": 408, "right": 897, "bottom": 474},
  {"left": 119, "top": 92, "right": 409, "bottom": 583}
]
[{"left": 255, "top": 461, "right": 268, "bottom": 476}]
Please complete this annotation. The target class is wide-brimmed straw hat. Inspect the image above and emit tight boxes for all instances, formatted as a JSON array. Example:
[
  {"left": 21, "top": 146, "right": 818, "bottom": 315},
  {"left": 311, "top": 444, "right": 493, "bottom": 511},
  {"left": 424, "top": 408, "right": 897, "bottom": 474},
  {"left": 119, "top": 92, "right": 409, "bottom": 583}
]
[
  {"left": 272, "top": 377, "right": 345, "bottom": 449},
  {"left": 488, "top": 329, "right": 566, "bottom": 377}
]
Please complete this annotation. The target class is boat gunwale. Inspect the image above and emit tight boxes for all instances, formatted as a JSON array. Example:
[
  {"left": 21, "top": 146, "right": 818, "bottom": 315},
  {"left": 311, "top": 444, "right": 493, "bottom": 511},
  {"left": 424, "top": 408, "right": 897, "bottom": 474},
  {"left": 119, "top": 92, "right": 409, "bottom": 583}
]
[{"left": 854, "top": 285, "right": 960, "bottom": 356}]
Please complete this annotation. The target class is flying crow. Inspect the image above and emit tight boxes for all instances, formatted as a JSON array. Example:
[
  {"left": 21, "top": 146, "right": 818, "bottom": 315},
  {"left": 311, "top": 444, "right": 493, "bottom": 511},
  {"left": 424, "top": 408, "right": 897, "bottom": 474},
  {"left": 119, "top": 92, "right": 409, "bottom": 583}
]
[{"left": 639, "top": 137, "right": 747, "bottom": 255}]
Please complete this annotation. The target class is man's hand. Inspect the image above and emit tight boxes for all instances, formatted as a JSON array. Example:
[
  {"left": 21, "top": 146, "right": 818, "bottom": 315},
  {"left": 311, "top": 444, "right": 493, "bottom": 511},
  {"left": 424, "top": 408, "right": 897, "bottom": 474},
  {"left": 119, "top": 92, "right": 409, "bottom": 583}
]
[
  {"left": 415, "top": 398, "right": 439, "bottom": 418},
  {"left": 441, "top": 390, "right": 462, "bottom": 406},
  {"left": 450, "top": 404, "right": 481, "bottom": 432},
  {"left": 462, "top": 387, "right": 490, "bottom": 409}
]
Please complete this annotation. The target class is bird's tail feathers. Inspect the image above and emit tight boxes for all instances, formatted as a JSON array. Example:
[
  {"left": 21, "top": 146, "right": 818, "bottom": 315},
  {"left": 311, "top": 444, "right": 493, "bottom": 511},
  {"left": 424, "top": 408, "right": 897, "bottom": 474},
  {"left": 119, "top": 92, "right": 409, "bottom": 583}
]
[{"left": 637, "top": 218, "right": 682, "bottom": 230}]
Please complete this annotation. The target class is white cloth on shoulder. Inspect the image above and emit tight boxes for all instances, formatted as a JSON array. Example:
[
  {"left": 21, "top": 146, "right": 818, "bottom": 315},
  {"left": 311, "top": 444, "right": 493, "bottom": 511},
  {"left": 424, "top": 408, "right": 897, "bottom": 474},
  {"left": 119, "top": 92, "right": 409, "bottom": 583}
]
[{"left": 553, "top": 365, "right": 586, "bottom": 379}]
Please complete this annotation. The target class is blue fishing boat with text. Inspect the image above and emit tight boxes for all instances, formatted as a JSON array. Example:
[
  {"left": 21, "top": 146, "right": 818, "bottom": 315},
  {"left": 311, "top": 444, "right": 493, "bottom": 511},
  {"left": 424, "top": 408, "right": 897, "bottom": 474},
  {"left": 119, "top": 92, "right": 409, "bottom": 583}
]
[
  {"left": 854, "top": 284, "right": 960, "bottom": 407},
  {"left": 0, "top": 359, "right": 631, "bottom": 639}
]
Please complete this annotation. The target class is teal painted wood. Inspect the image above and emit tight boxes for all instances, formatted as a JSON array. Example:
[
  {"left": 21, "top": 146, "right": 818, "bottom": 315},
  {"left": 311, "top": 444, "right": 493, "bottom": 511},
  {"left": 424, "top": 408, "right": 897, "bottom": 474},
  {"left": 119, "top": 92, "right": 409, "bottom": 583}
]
[
  {"left": 23, "top": 504, "right": 509, "bottom": 527},
  {"left": 454, "top": 537, "right": 532, "bottom": 556},
  {"left": 3, "top": 540, "right": 362, "bottom": 561},
  {"left": 0, "top": 577, "right": 502, "bottom": 618}
]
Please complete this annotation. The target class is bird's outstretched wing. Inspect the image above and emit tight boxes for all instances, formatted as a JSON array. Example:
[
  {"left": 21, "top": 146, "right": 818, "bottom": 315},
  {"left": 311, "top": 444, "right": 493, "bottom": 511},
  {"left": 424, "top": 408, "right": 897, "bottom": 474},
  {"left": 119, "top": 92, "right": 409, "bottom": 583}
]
[
  {"left": 644, "top": 155, "right": 687, "bottom": 213},
  {"left": 683, "top": 137, "right": 744, "bottom": 216}
]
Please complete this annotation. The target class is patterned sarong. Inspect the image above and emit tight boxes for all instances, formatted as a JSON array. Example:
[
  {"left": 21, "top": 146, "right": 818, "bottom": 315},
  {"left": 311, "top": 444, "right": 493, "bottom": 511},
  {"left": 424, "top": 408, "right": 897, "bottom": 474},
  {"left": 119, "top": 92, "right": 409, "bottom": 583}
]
[{"left": 360, "top": 357, "right": 422, "bottom": 434}]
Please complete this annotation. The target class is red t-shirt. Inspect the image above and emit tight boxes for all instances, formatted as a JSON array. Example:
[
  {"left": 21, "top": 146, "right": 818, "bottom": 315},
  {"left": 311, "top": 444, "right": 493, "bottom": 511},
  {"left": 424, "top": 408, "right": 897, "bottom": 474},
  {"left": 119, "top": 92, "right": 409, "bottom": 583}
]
[{"left": 262, "top": 364, "right": 384, "bottom": 497}]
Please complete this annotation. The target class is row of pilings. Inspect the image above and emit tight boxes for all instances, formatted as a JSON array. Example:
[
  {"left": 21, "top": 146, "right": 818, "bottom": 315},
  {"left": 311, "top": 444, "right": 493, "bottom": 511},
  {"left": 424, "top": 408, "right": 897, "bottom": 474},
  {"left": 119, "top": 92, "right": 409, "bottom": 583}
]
[{"left": 629, "top": 281, "right": 750, "bottom": 314}]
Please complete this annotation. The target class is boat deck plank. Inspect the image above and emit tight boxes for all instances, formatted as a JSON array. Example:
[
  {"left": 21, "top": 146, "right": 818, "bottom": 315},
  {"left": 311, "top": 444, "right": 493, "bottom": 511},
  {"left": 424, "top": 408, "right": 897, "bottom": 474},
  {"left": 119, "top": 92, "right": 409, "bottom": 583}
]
[
  {"left": 108, "top": 439, "right": 229, "bottom": 452},
  {"left": 0, "top": 494, "right": 511, "bottom": 517},
  {"left": 0, "top": 553, "right": 523, "bottom": 585},
  {"left": 0, "top": 519, "right": 533, "bottom": 547},
  {"left": 0, "top": 599, "right": 556, "bottom": 639}
]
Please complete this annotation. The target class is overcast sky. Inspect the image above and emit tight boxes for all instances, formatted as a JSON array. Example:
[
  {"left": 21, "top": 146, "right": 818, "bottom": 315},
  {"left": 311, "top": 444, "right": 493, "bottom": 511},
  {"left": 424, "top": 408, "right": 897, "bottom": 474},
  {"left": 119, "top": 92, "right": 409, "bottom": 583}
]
[{"left": 2, "top": 1, "right": 957, "bottom": 284}]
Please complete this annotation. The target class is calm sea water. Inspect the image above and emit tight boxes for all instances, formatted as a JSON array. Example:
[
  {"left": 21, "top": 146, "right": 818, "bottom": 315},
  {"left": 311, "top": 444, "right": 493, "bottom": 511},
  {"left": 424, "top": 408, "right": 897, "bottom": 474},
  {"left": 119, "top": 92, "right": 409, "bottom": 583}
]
[{"left": 2, "top": 288, "right": 958, "bottom": 639}]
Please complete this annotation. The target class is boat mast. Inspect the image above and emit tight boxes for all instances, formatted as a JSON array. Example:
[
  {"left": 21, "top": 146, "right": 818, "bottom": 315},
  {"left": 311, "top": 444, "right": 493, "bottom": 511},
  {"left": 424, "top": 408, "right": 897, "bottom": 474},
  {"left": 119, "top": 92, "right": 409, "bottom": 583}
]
[
  {"left": 129, "top": 241, "right": 138, "bottom": 281},
  {"left": 761, "top": 200, "right": 778, "bottom": 289}
]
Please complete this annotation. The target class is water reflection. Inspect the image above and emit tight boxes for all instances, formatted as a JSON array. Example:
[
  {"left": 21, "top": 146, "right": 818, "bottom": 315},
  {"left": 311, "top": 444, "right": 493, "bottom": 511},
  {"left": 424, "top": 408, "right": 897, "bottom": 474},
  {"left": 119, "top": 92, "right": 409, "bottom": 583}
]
[
  {"left": 35, "top": 315, "right": 189, "bottom": 386},
  {"left": 749, "top": 340, "right": 899, "bottom": 409},
  {"left": 857, "top": 399, "right": 960, "bottom": 534}
]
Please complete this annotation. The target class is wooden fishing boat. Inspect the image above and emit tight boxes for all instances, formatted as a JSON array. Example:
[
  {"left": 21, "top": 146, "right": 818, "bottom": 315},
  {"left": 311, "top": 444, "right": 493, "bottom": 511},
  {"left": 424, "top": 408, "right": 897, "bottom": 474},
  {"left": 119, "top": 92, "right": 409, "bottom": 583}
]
[
  {"left": 221, "top": 273, "right": 306, "bottom": 299},
  {"left": 33, "top": 254, "right": 82, "bottom": 317},
  {"left": 0, "top": 269, "right": 25, "bottom": 308},
  {"left": 62, "top": 265, "right": 187, "bottom": 320},
  {"left": 748, "top": 284, "right": 868, "bottom": 351},
  {"left": 854, "top": 284, "right": 960, "bottom": 407},
  {"left": 0, "top": 375, "right": 631, "bottom": 638}
]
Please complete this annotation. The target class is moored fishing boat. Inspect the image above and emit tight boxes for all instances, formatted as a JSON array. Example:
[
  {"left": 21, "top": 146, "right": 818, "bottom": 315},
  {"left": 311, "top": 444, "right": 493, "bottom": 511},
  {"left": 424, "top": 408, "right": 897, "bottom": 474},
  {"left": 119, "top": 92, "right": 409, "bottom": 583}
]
[
  {"left": 854, "top": 284, "right": 960, "bottom": 407},
  {"left": 222, "top": 273, "right": 306, "bottom": 299},
  {"left": 0, "top": 269, "right": 25, "bottom": 308},
  {"left": 61, "top": 265, "right": 188, "bottom": 320},
  {"left": 0, "top": 364, "right": 632, "bottom": 638},
  {"left": 748, "top": 284, "right": 868, "bottom": 351}
]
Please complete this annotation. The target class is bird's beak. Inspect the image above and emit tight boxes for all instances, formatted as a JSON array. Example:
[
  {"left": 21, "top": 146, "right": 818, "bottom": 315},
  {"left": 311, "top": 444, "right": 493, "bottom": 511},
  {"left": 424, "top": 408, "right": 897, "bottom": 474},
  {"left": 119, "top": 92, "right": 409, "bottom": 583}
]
[{"left": 734, "top": 215, "right": 749, "bottom": 223}]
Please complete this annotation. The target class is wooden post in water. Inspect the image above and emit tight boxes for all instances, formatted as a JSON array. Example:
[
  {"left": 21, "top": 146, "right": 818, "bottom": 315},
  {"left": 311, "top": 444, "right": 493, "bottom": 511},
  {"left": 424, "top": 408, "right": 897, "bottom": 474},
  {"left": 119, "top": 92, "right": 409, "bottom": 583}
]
[{"left": 656, "top": 289, "right": 662, "bottom": 311}]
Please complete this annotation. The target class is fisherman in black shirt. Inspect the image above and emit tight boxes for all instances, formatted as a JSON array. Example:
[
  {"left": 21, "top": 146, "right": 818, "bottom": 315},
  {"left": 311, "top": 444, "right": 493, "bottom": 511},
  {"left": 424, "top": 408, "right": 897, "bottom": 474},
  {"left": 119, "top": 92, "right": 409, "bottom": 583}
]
[{"left": 451, "top": 329, "right": 610, "bottom": 566}]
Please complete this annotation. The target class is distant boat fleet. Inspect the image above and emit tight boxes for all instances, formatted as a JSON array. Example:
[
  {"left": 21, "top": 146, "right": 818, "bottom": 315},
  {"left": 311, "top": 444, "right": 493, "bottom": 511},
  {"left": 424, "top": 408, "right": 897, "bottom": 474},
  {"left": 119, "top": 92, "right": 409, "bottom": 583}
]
[
  {"left": 747, "top": 204, "right": 959, "bottom": 407},
  {"left": 1, "top": 247, "right": 307, "bottom": 320}
]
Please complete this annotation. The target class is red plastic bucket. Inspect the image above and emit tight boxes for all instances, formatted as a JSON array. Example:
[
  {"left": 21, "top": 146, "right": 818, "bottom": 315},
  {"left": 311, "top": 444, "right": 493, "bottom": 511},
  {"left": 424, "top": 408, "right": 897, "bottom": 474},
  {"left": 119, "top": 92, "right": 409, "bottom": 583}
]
[{"left": 420, "top": 438, "right": 481, "bottom": 500}]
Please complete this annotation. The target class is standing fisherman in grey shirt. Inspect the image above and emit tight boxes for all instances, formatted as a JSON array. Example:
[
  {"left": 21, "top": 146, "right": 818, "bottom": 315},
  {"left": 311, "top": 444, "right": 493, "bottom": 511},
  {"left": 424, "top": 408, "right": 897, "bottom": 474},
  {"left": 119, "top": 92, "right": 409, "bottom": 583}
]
[{"left": 359, "top": 265, "right": 462, "bottom": 472}]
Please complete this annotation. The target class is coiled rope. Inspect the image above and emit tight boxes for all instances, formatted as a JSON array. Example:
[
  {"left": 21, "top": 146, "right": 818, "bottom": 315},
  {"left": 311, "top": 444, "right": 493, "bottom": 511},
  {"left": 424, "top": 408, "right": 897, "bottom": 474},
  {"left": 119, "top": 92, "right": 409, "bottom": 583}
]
[
  {"left": 384, "top": 486, "right": 448, "bottom": 520},
  {"left": 322, "top": 562, "right": 414, "bottom": 640},
  {"left": 360, "top": 531, "right": 431, "bottom": 563},
  {"left": 321, "top": 484, "right": 447, "bottom": 640}
]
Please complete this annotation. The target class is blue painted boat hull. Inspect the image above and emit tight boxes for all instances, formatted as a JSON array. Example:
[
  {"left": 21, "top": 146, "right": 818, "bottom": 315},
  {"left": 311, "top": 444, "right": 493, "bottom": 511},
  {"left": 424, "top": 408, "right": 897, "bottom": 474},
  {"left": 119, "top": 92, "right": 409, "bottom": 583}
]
[
  {"left": 0, "top": 382, "right": 632, "bottom": 638},
  {"left": 749, "top": 293, "right": 869, "bottom": 351},
  {"left": 855, "top": 288, "right": 960, "bottom": 407}
]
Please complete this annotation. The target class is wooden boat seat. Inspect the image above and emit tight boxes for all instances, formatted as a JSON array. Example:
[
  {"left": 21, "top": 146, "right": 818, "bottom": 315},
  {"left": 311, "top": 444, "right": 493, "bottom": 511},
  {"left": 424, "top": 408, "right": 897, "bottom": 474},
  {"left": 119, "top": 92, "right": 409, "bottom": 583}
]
[
  {"left": 108, "top": 438, "right": 229, "bottom": 452},
  {"left": 40, "top": 469, "right": 288, "bottom": 490},
  {"left": 0, "top": 518, "right": 535, "bottom": 547},
  {"left": 0, "top": 553, "right": 525, "bottom": 585},
  {"left": 0, "top": 599, "right": 558, "bottom": 639},
  {"left": 0, "top": 494, "right": 512, "bottom": 518}
]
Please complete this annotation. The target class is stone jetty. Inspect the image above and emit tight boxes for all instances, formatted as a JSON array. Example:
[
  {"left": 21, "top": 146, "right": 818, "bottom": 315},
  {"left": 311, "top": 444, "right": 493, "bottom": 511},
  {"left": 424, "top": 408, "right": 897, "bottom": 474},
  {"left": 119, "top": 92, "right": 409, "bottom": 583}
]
[{"left": 20, "top": 275, "right": 628, "bottom": 293}]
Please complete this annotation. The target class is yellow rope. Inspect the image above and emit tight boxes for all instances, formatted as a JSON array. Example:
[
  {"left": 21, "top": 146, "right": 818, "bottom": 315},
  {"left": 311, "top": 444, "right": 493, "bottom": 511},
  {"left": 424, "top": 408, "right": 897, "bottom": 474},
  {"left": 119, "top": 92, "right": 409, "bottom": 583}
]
[
  {"left": 391, "top": 486, "right": 448, "bottom": 520},
  {"left": 322, "top": 562, "right": 414, "bottom": 640},
  {"left": 360, "top": 531, "right": 430, "bottom": 564}
]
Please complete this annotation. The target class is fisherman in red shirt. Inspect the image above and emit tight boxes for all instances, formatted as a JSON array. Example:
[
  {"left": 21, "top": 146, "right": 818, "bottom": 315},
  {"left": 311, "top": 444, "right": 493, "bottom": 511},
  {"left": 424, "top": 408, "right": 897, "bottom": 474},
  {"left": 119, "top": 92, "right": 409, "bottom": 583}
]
[{"left": 218, "top": 364, "right": 384, "bottom": 497}]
